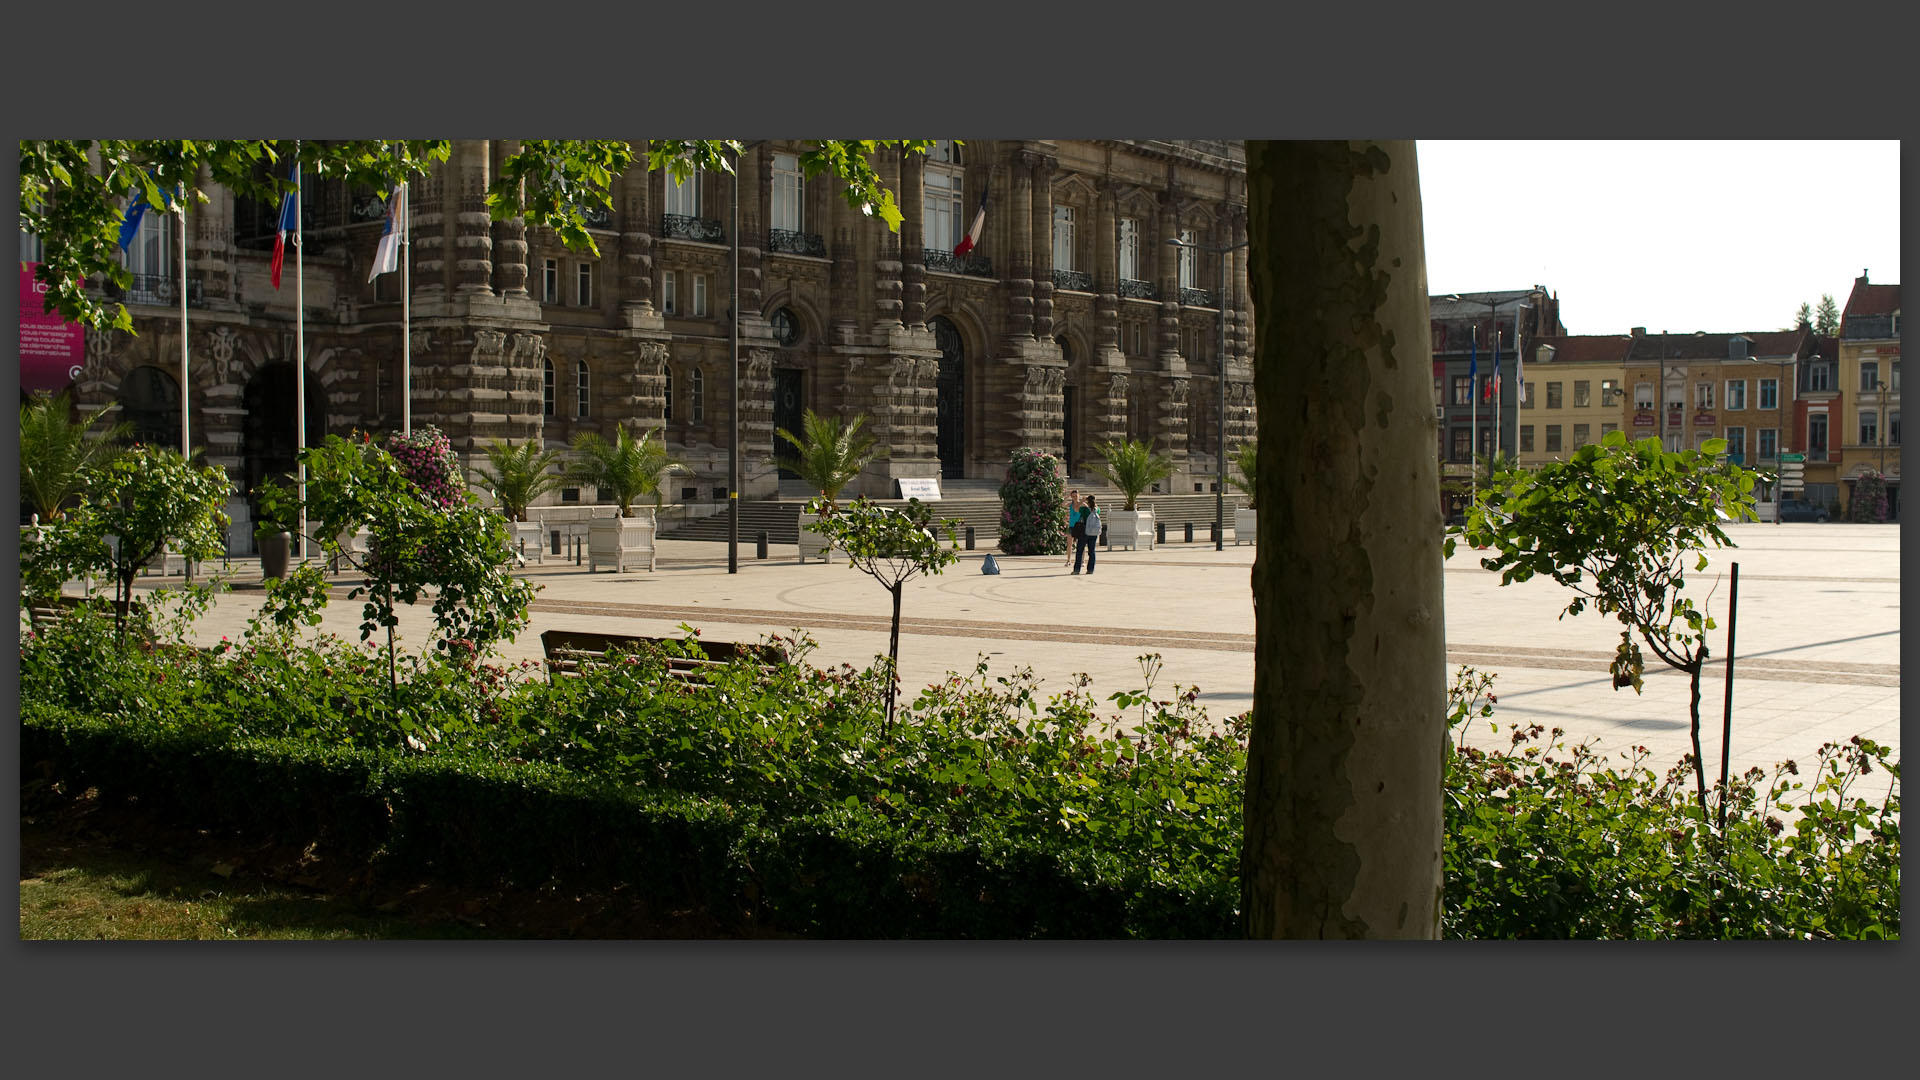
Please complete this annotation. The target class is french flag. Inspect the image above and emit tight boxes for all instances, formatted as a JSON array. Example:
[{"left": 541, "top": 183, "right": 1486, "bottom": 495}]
[
  {"left": 1487, "top": 331, "right": 1501, "bottom": 401},
  {"left": 953, "top": 187, "right": 987, "bottom": 258},
  {"left": 367, "top": 184, "right": 405, "bottom": 282},
  {"left": 270, "top": 163, "right": 300, "bottom": 290}
]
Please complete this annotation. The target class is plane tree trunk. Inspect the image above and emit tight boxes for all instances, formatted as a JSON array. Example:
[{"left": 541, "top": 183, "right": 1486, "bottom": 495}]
[{"left": 1240, "top": 140, "right": 1449, "bottom": 939}]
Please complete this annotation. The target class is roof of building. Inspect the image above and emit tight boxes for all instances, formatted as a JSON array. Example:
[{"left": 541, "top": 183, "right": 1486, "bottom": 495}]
[
  {"left": 1429, "top": 290, "right": 1542, "bottom": 321},
  {"left": 1527, "top": 335, "right": 1633, "bottom": 366},
  {"left": 1843, "top": 274, "right": 1901, "bottom": 319},
  {"left": 1622, "top": 328, "right": 1814, "bottom": 364}
]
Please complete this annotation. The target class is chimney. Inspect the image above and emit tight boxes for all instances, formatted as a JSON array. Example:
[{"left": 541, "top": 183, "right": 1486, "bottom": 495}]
[{"left": 1630, "top": 327, "right": 1646, "bottom": 338}]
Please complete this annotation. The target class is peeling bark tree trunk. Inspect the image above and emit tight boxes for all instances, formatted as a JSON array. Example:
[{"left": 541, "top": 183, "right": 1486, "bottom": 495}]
[{"left": 1240, "top": 141, "right": 1448, "bottom": 939}]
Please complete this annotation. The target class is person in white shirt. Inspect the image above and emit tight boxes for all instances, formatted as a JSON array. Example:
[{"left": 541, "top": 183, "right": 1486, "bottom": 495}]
[{"left": 1073, "top": 494, "right": 1100, "bottom": 575}]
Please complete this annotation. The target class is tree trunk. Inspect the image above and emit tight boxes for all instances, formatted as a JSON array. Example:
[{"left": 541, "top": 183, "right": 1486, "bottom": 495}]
[
  {"left": 885, "top": 582, "right": 904, "bottom": 732},
  {"left": 1241, "top": 141, "right": 1448, "bottom": 939}
]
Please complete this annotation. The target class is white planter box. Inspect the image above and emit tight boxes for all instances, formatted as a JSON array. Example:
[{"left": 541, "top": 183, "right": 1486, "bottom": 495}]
[
  {"left": 1235, "top": 507, "right": 1257, "bottom": 545},
  {"left": 513, "top": 521, "right": 547, "bottom": 564},
  {"left": 797, "top": 511, "right": 836, "bottom": 564},
  {"left": 589, "top": 510, "right": 658, "bottom": 572},
  {"left": 1106, "top": 509, "right": 1154, "bottom": 551}
]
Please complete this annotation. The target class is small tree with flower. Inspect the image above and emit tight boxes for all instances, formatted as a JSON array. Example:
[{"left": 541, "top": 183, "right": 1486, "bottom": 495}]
[
  {"left": 996, "top": 448, "right": 1069, "bottom": 555},
  {"left": 296, "top": 428, "right": 536, "bottom": 704}
]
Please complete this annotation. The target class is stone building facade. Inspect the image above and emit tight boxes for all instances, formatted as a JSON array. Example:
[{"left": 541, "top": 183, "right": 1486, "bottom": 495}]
[{"left": 64, "top": 139, "right": 1255, "bottom": 541}]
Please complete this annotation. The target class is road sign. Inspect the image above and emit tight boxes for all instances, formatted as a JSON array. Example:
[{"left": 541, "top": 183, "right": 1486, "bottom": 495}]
[{"left": 1779, "top": 453, "right": 1806, "bottom": 463}]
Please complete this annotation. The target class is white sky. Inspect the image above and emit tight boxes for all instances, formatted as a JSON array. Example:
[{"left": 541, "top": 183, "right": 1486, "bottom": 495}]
[{"left": 1415, "top": 140, "right": 1902, "bottom": 338}]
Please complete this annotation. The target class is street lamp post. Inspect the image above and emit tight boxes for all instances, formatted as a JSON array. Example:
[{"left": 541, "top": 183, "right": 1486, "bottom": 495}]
[
  {"left": 1167, "top": 234, "right": 1248, "bottom": 551},
  {"left": 1444, "top": 290, "right": 1539, "bottom": 507}
]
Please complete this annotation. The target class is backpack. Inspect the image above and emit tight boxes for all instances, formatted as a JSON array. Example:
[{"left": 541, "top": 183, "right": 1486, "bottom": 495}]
[
  {"left": 1083, "top": 508, "right": 1101, "bottom": 539},
  {"left": 981, "top": 553, "right": 1001, "bottom": 575}
]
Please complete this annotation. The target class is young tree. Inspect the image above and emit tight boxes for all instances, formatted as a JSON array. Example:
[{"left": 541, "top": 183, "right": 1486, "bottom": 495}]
[
  {"left": 1815, "top": 294, "right": 1840, "bottom": 336},
  {"left": 1461, "top": 431, "right": 1760, "bottom": 818},
  {"left": 1794, "top": 301, "right": 1813, "bottom": 331},
  {"left": 1241, "top": 141, "right": 1449, "bottom": 939},
  {"left": 470, "top": 439, "right": 567, "bottom": 522},
  {"left": 568, "top": 425, "right": 683, "bottom": 517},
  {"left": 802, "top": 496, "right": 961, "bottom": 731},
  {"left": 773, "top": 409, "right": 884, "bottom": 512},
  {"left": 59, "top": 446, "right": 231, "bottom": 637},
  {"left": 18, "top": 391, "right": 132, "bottom": 522}
]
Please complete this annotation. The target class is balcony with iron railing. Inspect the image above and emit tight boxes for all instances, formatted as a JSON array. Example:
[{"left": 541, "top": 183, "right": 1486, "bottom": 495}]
[
  {"left": 662, "top": 214, "right": 726, "bottom": 244},
  {"left": 1051, "top": 268, "right": 1093, "bottom": 292},
  {"left": 768, "top": 228, "right": 827, "bottom": 258},
  {"left": 1179, "top": 286, "right": 1218, "bottom": 308},
  {"left": 105, "top": 273, "right": 205, "bottom": 309},
  {"left": 1119, "top": 278, "right": 1158, "bottom": 301},
  {"left": 922, "top": 249, "right": 995, "bottom": 277}
]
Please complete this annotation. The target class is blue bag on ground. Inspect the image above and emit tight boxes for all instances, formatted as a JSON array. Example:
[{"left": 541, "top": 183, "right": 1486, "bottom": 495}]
[{"left": 981, "top": 554, "right": 1001, "bottom": 575}]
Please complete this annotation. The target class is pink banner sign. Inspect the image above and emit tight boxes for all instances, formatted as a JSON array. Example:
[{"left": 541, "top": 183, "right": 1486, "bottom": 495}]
[{"left": 20, "top": 262, "right": 85, "bottom": 394}]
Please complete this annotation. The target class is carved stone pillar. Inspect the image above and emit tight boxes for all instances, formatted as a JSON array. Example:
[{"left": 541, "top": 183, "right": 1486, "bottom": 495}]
[
  {"left": 872, "top": 151, "right": 903, "bottom": 332},
  {"left": 1158, "top": 375, "right": 1190, "bottom": 456},
  {"left": 1097, "top": 371, "right": 1131, "bottom": 452},
  {"left": 502, "top": 331, "right": 549, "bottom": 444},
  {"left": 741, "top": 347, "right": 777, "bottom": 493},
  {"left": 1094, "top": 185, "right": 1121, "bottom": 362},
  {"left": 1016, "top": 363, "right": 1067, "bottom": 452},
  {"left": 1225, "top": 379, "right": 1257, "bottom": 449},
  {"left": 1004, "top": 152, "right": 1035, "bottom": 342},
  {"left": 628, "top": 340, "right": 669, "bottom": 425},
  {"left": 1031, "top": 156, "right": 1055, "bottom": 340},
  {"left": 1229, "top": 207, "right": 1251, "bottom": 365},
  {"left": 619, "top": 150, "right": 658, "bottom": 324},
  {"left": 737, "top": 149, "right": 769, "bottom": 319},
  {"left": 453, "top": 140, "right": 494, "bottom": 298},
  {"left": 900, "top": 147, "right": 927, "bottom": 328},
  {"left": 1157, "top": 193, "right": 1183, "bottom": 363},
  {"left": 490, "top": 141, "right": 530, "bottom": 299},
  {"left": 410, "top": 165, "right": 446, "bottom": 301}
]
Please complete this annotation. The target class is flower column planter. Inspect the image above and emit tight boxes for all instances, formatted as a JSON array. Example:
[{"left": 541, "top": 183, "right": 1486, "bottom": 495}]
[
  {"left": 589, "top": 509, "right": 658, "bottom": 572},
  {"left": 1106, "top": 509, "right": 1155, "bottom": 551},
  {"left": 1235, "top": 507, "right": 1257, "bottom": 546},
  {"left": 258, "top": 531, "right": 292, "bottom": 580},
  {"left": 796, "top": 511, "right": 836, "bottom": 564}
]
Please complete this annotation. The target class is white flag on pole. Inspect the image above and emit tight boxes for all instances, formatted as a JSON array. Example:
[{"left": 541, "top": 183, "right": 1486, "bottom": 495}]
[{"left": 367, "top": 185, "right": 405, "bottom": 282}]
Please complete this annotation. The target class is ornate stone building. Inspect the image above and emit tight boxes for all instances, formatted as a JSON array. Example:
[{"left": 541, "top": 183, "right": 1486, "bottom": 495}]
[{"left": 64, "top": 139, "right": 1255, "bottom": 540}]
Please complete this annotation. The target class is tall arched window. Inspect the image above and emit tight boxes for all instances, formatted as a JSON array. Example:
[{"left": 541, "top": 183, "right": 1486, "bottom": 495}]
[
  {"left": 691, "top": 367, "right": 704, "bottom": 422},
  {"left": 543, "top": 358, "right": 555, "bottom": 416},
  {"left": 663, "top": 366, "right": 673, "bottom": 422},
  {"left": 924, "top": 141, "right": 965, "bottom": 253},
  {"left": 575, "top": 359, "right": 590, "bottom": 419}
]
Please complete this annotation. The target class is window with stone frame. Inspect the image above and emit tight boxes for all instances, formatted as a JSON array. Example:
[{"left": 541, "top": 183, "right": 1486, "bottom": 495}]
[
  {"left": 1859, "top": 409, "right": 1877, "bottom": 445},
  {"left": 771, "top": 153, "right": 804, "bottom": 233},
  {"left": 1574, "top": 380, "right": 1590, "bottom": 408},
  {"left": 576, "top": 262, "right": 593, "bottom": 307},
  {"left": 542, "top": 259, "right": 559, "bottom": 304},
  {"left": 575, "top": 360, "right": 590, "bottom": 419},
  {"left": 1759, "top": 378, "right": 1778, "bottom": 410},
  {"left": 1452, "top": 375, "right": 1472, "bottom": 406},
  {"left": 1546, "top": 381, "right": 1563, "bottom": 409},
  {"left": 924, "top": 149, "right": 965, "bottom": 252},
  {"left": 1891, "top": 362, "right": 1901, "bottom": 391},
  {"left": 121, "top": 205, "right": 174, "bottom": 285},
  {"left": 1520, "top": 425, "right": 1534, "bottom": 453},
  {"left": 1451, "top": 427, "right": 1471, "bottom": 462},
  {"left": 1178, "top": 229, "right": 1197, "bottom": 289},
  {"left": 1724, "top": 426, "right": 1744, "bottom": 459},
  {"left": 1725, "top": 379, "right": 1747, "bottom": 410},
  {"left": 1118, "top": 218, "right": 1140, "bottom": 282},
  {"left": 1053, "top": 206, "right": 1076, "bottom": 273},
  {"left": 1573, "top": 423, "right": 1590, "bottom": 448},
  {"left": 662, "top": 270, "right": 677, "bottom": 315},
  {"left": 691, "top": 367, "right": 704, "bottom": 422},
  {"left": 1758, "top": 427, "right": 1777, "bottom": 459},
  {"left": 1694, "top": 382, "right": 1714, "bottom": 410},
  {"left": 664, "top": 168, "right": 703, "bottom": 218},
  {"left": 1635, "top": 381, "right": 1655, "bottom": 410},
  {"left": 1546, "top": 425, "right": 1563, "bottom": 453},
  {"left": 1807, "top": 363, "right": 1831, "bottom": 392},
  {"left": 1890, "top": 409, "right": 1900, "bottom": 446},
  {"left": 1860, "top": 361, "right": 1880, "bottom": 393},
  {"left": 693, "top": 274, "right": 708, "bottom": 317}
]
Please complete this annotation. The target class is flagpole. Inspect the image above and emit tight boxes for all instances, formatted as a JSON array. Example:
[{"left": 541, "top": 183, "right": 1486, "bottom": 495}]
[
  {"left": 177, "top": 183, "right": 189, "bottom": 461},
  {"left": 402, "top": 179, "right": 411, "bottom": 437},
  {"left": 1469, "top": 323, "right": 1478, "bottom": 510},
  {"left": 295, "top": 151, "right": 309, "bottom": 562}
]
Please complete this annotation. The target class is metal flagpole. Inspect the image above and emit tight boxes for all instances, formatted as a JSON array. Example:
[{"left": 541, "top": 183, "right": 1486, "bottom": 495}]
[
  {"left": 177, "top": 182, "right": 189, "bottom": 461},
  {"left": 1469, "top": 324, "right": 1478, "bottom": 509},
  {"left": 728, "top": 150, "right": 739, "bottom": 574},
  {"left": 295, "top": 153, "right": 309, "bottom": 561},
  {"left": 402, "top": 179, "right": 412, "bottom": 436}
]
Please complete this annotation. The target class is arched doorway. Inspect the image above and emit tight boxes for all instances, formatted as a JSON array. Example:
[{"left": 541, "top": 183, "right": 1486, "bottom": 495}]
[
  {"left": 116, "top": 365, "right": 182, "bottom": 452},
  {"left": 242, "top": 361, "right": 326, "bottom": 509},
  {"left": 931, "top": 315, "right": 965, "bottom": 479}
]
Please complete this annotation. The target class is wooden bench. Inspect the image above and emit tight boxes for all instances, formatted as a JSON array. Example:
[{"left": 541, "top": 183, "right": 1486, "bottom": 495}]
[{"left": 539, "top": 629, "right": 781, "bottom": 684}]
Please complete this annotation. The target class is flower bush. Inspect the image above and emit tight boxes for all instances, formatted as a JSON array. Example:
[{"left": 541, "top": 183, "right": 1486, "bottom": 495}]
[
  {"left": 385, "top": 426, "right": 466, "bottom": 510},
  {"left": 996, "top": 448, "right": 1069, "bottom": 556}
]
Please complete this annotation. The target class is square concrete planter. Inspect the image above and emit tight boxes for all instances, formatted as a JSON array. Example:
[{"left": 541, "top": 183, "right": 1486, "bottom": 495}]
[
  {"left": 797, "top": 511, "right": 836, "bottom": 564},
  {"left": 1106, "top": 509, "right": 1154, "bottom": 551},
  {"left": 589, "top": 510, "right": 658, "bottom": 572},
  {"left": 1235, "top": 507, "right": 1257, "bottom": 545}
]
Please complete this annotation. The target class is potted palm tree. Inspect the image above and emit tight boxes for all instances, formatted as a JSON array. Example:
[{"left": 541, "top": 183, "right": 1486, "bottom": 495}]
[
  {"left": 774, "top": 409, "right": 884, "bottom": 564},
  {"left": 471, "top": 437, "right": 566, "bottom": 559},
  {"left": 569, "top": 425, "right": 682, "bottom": 572},
  {"left": 1089, "top": 437, "right": 1174, "bottom": 551},
  {"left": 1228, "top": 440, "right": 1258, "bottom": 545},
  {"left": 19, "top": 391, "right": 131, "bottom": 525}
]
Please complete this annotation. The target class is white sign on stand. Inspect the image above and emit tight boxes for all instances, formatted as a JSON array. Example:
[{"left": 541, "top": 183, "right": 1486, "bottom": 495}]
[{"left": 896, "top": 477, "right": 942, "bottom": 501}]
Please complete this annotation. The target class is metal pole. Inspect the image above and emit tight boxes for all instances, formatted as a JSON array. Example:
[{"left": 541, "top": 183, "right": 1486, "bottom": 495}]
[
  {"left": 728, "top": 150, "right": 740, "bottom": 574},
  {"left": 295, "top": 155, "right": 308, "bottom": 561},
  {"left": 177, "top": 185, "right": 188, "bottom": 461},
  {"left": 1469, "top": 321, "right": 1478, "bottom": 509},
  {"left": 1718, "top": 561, "right": 1739, "bottom": 830},
  {"left": 1215, "top": 246, "right": 1226, "bottom": 551},
  {"left": 402, "top": 179, "right": 411, "bottom": 436}
]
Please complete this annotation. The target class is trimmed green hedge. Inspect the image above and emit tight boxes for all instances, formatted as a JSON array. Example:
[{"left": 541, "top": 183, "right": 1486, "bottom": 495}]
[{"left": 21, "top": 702, "right": 1238, "bottom": 938}]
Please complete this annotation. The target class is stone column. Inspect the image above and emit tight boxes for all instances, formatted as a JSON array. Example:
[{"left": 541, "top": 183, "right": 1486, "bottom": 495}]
[
  {"left": 453, "top": 140, "right": 493, "bottom": 298},
  {"left": 738, "top": 148, "right": 770, "bottom": 320},
  {"left": 619, "top": 148, "right": 659, "bottom": 323},
  {"left": 900, "top": 146, "right": 927, "bottom": 329},
  {"left": 490, "top": 140, "right": 530, "bottom": 299},
  {"left": 1094, "top": 185, "right": 1122, "bottom": 363},
  {"left": 741, "top": 348, "right": 777, "bottom": 495},
  {"left": 1031, "top": 155, "right": 1055, "bottom": 340},
  {"left": 410, "top": 161, "right": 446, "bottom": 301},
  {"left": 872, "top": 150, "right": 903, "bottom": 333},
  {"left": 1002, "top": 151, "right": 1035, "bottom": 343},
  {"left": 1098, "top": 371, "right": 1131, "bottom": 451},
  {"left": 1229, "top": 206, "right": 1251, "bottom": 366},
  {"left": 830, "top": 186, "right": 859, "bottom": 344},
  {"left": 1156, "top": 193, "right": 1183, "bottom": 363}
]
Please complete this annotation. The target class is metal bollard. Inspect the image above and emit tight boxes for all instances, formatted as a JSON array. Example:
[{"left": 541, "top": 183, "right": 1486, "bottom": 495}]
[
  {"left": 575, "top": 536, "right": 583, "bottom": 566},
  {"left": 965, "top": 525, "right": 975, "bottom": 550},
  {"left": 757, "top": 530, "right": 769, "bottom": 559},
  {"left": 1184, "top": 521, "right": 1194, "bottom": 544},
  {"left": 1210, "top": 521, "right": 1222, "bottom": 544},
  {"left": 1156, "top": 520, "right": 1166, "bottom": 545},
  {"left": 551, "top": 530, "right": 562, "bottom": 556}
]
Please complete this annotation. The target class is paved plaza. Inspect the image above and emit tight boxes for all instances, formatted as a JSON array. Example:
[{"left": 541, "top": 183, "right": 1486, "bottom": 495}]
[{"left": 119, "top": 521, "right": 1900, "bottom": 779}]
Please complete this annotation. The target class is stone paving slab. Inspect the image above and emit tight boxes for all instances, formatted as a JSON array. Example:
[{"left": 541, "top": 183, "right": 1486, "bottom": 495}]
[{"left": 97, "top": 521, "right": 1900, "bottom": 778}]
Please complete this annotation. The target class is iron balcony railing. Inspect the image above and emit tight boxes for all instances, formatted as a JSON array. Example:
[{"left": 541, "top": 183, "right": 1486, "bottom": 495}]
[
  {"left": 106, "top": 273, "right": 204, "bottom": 308},
  {"left": 1179, "top": 286, "right": 1218, "bottom": 308},
  {"left": 1119, "top": 278, "right": 1157, "bottom": 300},
  {"left": 662, "top": 214, "right": 725, "bottom": 244},
  {"left": 922, "top": 249, "right": 995, "bottom": 277},
  {"left": 582, "top": 205, "right": 611, "bottom": 229},
  {"left": 1052, "top": 268, "right": 1092, "bottom": 292},
  {"left": 768, "top": 228, "right": 827, "bottom": 257}
]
